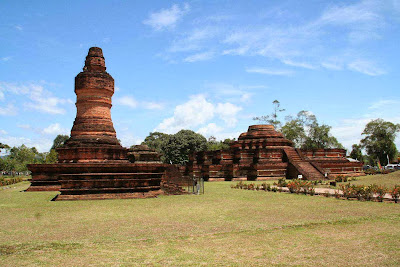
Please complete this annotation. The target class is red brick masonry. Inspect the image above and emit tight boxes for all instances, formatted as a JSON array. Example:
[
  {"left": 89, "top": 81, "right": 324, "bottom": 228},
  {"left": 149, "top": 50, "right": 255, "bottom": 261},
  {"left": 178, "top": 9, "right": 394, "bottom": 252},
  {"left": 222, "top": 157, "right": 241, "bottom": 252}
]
[
  {"left": 27, "top": 47, "right": 167, "bottom": 200},
  {"left": 184, "top": 125, "right": 363, "bottom": 181}
]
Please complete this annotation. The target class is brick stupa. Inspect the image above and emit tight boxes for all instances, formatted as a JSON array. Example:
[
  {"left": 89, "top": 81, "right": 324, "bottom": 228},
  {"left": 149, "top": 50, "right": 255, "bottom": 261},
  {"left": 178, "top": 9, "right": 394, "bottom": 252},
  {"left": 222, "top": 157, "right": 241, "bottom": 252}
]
[{"left": 27, "top": 47, "right": 165, "bottom": 200}]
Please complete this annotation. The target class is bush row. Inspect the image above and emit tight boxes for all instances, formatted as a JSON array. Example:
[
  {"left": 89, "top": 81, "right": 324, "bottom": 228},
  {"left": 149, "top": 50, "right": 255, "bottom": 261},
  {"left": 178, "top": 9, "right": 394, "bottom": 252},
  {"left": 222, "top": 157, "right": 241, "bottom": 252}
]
[
  {"left": 339, "top": 183, "right": 400, "bottom": 203},
  {"left": 0, "top": 177, "right": 23, "bottom": 186}
]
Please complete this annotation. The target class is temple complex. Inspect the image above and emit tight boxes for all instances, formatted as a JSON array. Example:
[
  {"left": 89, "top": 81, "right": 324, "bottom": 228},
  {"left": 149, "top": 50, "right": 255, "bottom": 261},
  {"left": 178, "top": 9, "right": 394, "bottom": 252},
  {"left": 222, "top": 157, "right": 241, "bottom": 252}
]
[
  {"left": 183, "top": 125, "right": 363, "bottom": 181},
  {"left": 27, "top": 47, "right": 165, "bottom": 200}
]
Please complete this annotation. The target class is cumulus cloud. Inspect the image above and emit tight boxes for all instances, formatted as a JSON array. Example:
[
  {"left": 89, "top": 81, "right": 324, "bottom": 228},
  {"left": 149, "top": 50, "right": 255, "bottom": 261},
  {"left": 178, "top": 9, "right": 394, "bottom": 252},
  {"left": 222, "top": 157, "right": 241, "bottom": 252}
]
[
  {"left": 42, "top": 123, "right": 69, "bottom": 135},
  {"left": 215, "top": 103, "right": 242, "bottom": 127},
  {"left": 143, "top": 3, "right": 190, "bottom": 31},
  {"left": 115, "top": 96, "right": 138, "bottom": 108},
  {"left": 0, "top": 82, "right": 72, "bottom": 115},
  {"left": 155, "top": 94, "right": 242, "bottom": 134},
  {"left": 197, "top": 123, "right": 223, "bottom": 136}
]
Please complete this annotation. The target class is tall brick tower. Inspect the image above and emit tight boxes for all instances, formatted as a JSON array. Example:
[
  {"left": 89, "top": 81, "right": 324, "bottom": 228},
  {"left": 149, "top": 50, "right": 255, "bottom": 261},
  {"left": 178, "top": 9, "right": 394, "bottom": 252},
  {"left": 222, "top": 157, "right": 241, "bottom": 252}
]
[
  {"left": 57, "top": 47, "right": 128, "bottom": 163},
  {"left": 27, "top": 47, "right": 167, "bottom": 200}
]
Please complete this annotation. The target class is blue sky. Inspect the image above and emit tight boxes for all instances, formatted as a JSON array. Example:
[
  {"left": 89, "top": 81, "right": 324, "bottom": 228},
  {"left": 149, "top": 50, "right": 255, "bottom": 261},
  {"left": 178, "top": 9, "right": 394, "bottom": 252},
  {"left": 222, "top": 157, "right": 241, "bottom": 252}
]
[{"left": 0, "top": 0, "right": 399, "bottom": 152}]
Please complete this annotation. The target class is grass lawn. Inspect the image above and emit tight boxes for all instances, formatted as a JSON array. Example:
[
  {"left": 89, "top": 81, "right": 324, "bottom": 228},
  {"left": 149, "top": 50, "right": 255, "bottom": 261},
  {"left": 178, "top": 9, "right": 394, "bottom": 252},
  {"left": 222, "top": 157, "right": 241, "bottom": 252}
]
[
  {"left": 337, "top": 170, "right": 400, "bottom": 188},
  {"left": 0, "top": 181, "right": 399, "bottom": 266}
]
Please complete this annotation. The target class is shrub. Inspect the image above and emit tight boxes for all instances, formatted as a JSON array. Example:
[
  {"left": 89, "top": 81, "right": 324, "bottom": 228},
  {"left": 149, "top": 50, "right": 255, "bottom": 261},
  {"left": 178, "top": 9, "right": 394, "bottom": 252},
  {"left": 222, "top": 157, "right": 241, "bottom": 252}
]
[
  {"left": 0, "top": 176, "right": 23, "bottom": 186},
  {"left": 335, "top": 175, "right": 349, "bottom": 183},
  {"left": 371, "top": 184, "right": 388, "bottom": 202},
  {"left": 390, "top": 185, "right": 400, "bottom": 203},
  {"left": 266, "top": 184, "right": 271, "bottom": 191},
  {"left": 277, "top": 178, "right": 287, "bottom": 187},
  {"left": 323, "top": 190, "right": 330, "bottom": 197}
]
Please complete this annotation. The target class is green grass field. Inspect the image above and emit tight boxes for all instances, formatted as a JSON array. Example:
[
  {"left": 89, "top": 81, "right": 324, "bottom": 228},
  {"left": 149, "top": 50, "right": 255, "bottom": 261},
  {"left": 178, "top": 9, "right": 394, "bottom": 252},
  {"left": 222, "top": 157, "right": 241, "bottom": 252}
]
[
  {"left": 1, "top": 180, "right": 399, "bottom": 266},
  {"left": 338, "top": 171, "right": 400, "bottom": 188}
]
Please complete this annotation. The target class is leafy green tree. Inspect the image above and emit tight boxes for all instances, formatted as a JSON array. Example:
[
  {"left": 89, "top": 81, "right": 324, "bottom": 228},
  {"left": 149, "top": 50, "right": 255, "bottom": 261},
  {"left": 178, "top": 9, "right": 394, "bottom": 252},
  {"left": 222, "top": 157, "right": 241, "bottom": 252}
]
[
  {"left": 141, "top": 132, "right": 170, "bottom": 162},
  {"left": 253, "top": 100, "right": 285, "bottom": 129},
  {"left": 206, "top": 136, "right": 233, "bottom": 151},
  {"left": 282, "top": 111, "right": 342, "bottom": 149},
  {"left": 349, "top": 144, "right": 364, "bottom": 162},
  {"left": 303, "top": 122, "right": 343, "bottom": 150},
  {"left": 161, "top": 130, "right": 207, "bottom": 164},
  {"left": 360, "top": 119, "right": 399, "bottom": 166},
  {"left": 0, "top": 143, "right": 10, "bottom": 150},
  {"left": 51, "top": 134, "right": 69, "bottom": 150},
  {"left": 45, "top": 149, "right": 58, "bottom": 164},
  {"left": 141, "top": 132, "right": 170, "bottom": 152}
]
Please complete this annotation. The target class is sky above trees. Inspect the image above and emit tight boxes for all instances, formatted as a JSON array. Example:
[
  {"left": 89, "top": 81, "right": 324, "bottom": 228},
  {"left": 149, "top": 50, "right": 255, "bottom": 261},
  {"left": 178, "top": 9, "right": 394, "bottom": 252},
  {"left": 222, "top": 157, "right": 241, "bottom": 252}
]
[{"left": 0, "top": 0, "right": 399, "bottom": 152}]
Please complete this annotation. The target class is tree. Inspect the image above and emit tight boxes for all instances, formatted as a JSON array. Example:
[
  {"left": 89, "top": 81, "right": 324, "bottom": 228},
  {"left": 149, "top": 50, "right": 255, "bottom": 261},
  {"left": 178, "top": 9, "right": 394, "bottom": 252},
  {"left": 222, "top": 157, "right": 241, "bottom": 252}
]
[
  {"left": 161, "top": 130, "right": 207, "bottom": 164},
  {"left": 51, "top": 135, "right": 69, "bottom": 150},
  {"left": 360, "top": 119, "right": 399, "bottom": 166},
  {"left": 303, "top": 122, "right": 343, "bottom": 150},
  {"left": 141, "top": 132, "right": 170, "bottom": 153},
  {"left": 349, "top": 144, "right": 363, "bottom": 162},
  {"left": 282, "top": 111, "right": 343, "bottom": 149},
  {"left": 206, "top": 136, "right": 234, "bottom": 151},
  {"left": 45, "top": 149, "right": 58, "bottom": 164},
  {"left": 253, "top": 100, "right": 285, "bottom": 129}
]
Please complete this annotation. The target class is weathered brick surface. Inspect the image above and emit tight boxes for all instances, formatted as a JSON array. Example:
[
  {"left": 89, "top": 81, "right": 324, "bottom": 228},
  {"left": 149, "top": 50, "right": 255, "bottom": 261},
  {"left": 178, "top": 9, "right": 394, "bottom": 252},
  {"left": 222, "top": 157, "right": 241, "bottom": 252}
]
[
  {"left": 27, "top": 47, "right": 169, "bottom": 199},
  {"left": 185, "top": 125, "right": 364, "bottom": 181}
]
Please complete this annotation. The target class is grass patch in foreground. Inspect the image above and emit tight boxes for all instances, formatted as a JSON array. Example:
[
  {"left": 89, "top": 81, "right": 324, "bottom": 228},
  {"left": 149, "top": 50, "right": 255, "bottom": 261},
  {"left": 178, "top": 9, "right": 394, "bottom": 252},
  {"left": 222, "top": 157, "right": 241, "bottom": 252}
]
[{"left": 0, "top": 181, "right": 399, "bottom": 266}]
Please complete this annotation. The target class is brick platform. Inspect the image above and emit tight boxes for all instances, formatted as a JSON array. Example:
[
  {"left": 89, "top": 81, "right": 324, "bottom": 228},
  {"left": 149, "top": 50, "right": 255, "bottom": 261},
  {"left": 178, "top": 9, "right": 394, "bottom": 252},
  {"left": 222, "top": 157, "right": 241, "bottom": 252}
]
[{"left": 184, "top": 125, "right": 363, "bottom": 181}]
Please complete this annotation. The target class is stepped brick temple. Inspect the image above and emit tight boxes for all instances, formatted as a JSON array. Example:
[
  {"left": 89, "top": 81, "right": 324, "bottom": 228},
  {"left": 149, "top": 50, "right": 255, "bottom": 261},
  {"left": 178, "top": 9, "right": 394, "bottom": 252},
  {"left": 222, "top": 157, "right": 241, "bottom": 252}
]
[
  {"left": 184, "top": 125, "right": 363, "bottom": 181},
  {"left": 27, "top": 47, "right": 165, "bottom": 200}
]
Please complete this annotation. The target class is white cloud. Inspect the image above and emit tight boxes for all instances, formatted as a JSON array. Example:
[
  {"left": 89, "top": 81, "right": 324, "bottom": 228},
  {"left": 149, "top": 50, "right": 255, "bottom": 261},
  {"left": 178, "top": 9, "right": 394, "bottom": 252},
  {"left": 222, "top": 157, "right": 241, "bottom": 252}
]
[
  {"left": 282, "top": 59, "right": 316, "bottom": 69},
  {"left": 321, "top": 61, "right": 344, "bottom": 70},
  {"left": 318, "top": 0, "right": 381, "bottom": 26},
  {"left": 142, "top": 101, "right": 164, "bottom": 110},
  {"left": 14, "top": 25, "right": 23, "bottom": 31},
  {"left": 116, "top": 96, "right": 138, "bottom": 108},
  {"left": 42, "top": 123, "right": 69, "bottom": 135},
  {"left": 17, "top": 124, "right": 31, "bottom": 129},
  {"left": 151, "top": 1, "right": 390, "bottom": 76},
  {"left": 0, "top": 82, "right": 72, "bottom": 114},
  {"left": 155, "top": 94, "right": 214, "bottom": 133},
  {"left": 118, "top": 132, "right": 143, "bottom": 148},
  {"left": 205, "top": 83, "right": 265, "bottom": 104},
  {"left": 0, "top": 103, "right": 17, "bottom": 116},
  {"left": 347, "top": 60, "right": 386, "bottom": 76},
  {"left": 115, "top": 95, "right": 164, "bottom": 110},
  {"left": 215, "top": 103, "right": 242, "bottom": 127},
  {"left": 197, "top": 123, "right": 224, "bottom": 136},
  {"left": 1, "top": 56, "right": 11, "bottom": 62},
  {"left": 184, "top": 51, "right": 214, "bottom": 62},
  {"left": 0, "top": 135, "right": 53, "bottom": 152},
  {"left": 143, "top": 3, "right": 190, "bottom": 31},
  {"left": 155, "top": 94, "right": 243, "bottom": 134},
  {"left": 368, "top": 99, "right": 400, "bottom": 110},
  {"left": 246, "top": 67, "right": 294, "bottom": 76},
  {"left": 0, "top": 129, "right": 7, "bottom": 135}
]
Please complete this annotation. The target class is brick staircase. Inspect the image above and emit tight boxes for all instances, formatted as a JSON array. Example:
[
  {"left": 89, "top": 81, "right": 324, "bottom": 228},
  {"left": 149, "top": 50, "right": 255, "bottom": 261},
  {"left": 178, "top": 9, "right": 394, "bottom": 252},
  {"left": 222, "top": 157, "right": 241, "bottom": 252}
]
[{"left": 284, "top": 148, "right": 325, "bottom": 180}]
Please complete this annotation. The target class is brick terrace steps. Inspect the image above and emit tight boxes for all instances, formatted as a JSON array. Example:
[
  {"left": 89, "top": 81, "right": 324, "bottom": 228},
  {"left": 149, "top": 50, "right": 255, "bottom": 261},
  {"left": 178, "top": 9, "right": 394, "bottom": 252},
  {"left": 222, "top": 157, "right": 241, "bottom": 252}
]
[{"left": 284, "top": 148, "right": 325, "bottom": 180}]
